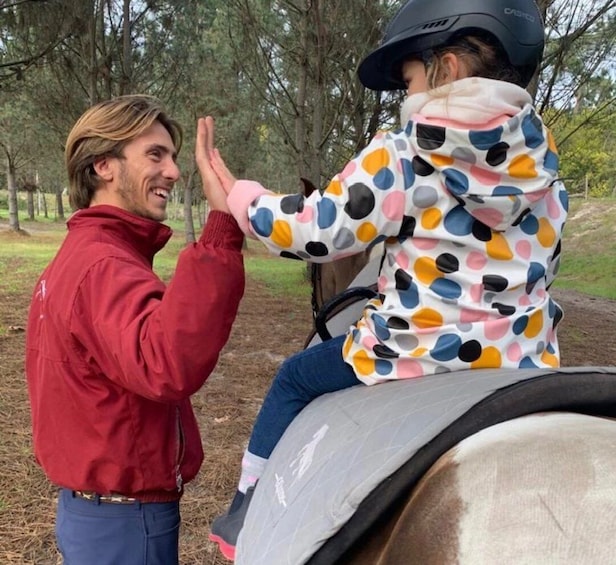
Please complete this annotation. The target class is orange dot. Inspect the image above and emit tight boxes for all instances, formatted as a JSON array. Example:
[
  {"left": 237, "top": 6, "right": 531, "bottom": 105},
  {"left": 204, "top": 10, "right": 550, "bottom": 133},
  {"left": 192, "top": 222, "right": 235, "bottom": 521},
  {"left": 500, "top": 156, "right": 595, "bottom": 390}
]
[
  {"left": 411, "top": 308, "right": 443, "bottom": 329},
  {"left": 362, "top": 148, "right": 390, "bottom": 175},
  {"left": 271, "top": 220, "right": 293, "bottom": 248},
  {"left": 536, "top": 217, "right": 557, "bottom": 248},
  {"left": 541, "top": 349, "right": 559, "bottom": 368},
  {"left": 471, "top": 346, "right": 502, "bottom": 369},
  {"left": 431, "top": 153, "right": 455, "bottom": 167},
  {"left": 421, "top": 207, "right": 442, "bottom": 230},
  {"left": 486, "top": 232, "right": 513, "bottom": 261},
  {"left": 524, "top": 309, "right": 544, "bottom": 339},
  {"left": 353, "top": 349, "right": 376, "bottom": 376},
  {"left": 414, "top": 256, "right": 440, "bottom": 285},
  {"left": 357, "top": 222, "right": 378, "bottom": 243},
  {"left": 508, "top": 154, "right": 538, "bottom": 179},
  {"left": 325, "top": 178, "right": 343, "bottom": 196}
]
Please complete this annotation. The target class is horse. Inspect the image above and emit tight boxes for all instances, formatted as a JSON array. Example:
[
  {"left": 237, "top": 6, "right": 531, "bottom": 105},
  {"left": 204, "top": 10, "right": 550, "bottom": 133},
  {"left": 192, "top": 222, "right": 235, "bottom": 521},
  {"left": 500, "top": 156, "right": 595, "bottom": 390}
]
[{"left": 236, "top": 192, "right": 616, "bottom": 564}]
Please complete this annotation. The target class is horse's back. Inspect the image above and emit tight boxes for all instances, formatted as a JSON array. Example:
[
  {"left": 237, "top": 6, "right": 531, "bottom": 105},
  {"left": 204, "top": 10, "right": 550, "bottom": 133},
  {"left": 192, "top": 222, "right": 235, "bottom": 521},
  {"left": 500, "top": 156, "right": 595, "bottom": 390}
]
[{"left": 348, "top": 412, "right": 616, "bottom": 565}]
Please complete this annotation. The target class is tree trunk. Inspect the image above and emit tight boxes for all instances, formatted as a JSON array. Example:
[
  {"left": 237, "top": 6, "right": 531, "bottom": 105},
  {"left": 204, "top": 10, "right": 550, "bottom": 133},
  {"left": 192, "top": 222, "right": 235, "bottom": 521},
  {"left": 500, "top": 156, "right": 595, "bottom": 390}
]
[
  {"left": 55, "top": 186, "right": 65, "bottom": 220},
  {"left": 40, "top": 190, "right": 49, "bottom": 218},
  {"left": 6, "top": 156, "right": 20, "bottom": 232},
  {"left": 26, "top": 190, "right": 35, "bottom": 220},
  {"left": 183, "top": 170, "right": 196, "bottom": 244}
]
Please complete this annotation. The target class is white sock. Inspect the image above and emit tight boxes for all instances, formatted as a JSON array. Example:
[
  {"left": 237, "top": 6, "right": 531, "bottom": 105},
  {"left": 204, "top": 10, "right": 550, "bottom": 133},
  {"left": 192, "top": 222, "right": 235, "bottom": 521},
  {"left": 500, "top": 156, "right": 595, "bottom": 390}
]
[{"left": 238, "top": 451, "right": 267, "bottom": 493}]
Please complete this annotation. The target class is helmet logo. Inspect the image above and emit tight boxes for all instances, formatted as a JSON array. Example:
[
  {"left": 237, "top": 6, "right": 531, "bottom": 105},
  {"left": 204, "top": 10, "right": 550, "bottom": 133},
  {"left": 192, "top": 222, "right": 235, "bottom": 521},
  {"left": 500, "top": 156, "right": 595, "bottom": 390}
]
[{"left": 504, "top": 8, "right": 536, "bottom": 22}]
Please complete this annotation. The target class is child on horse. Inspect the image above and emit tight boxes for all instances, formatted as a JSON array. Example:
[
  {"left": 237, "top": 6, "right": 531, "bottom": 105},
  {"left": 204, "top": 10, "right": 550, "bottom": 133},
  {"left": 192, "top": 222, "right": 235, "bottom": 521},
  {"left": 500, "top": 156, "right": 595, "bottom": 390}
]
[{"left": 199, "top": 0, "right": 568, "bottom": 559}]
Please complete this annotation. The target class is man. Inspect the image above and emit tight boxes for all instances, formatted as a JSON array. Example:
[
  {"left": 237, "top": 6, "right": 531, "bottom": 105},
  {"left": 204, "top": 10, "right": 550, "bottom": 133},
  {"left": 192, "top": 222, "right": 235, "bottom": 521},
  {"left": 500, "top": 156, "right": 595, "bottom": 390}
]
[{"left": 25, "top": 95, "right": 244, "bottom": 564}]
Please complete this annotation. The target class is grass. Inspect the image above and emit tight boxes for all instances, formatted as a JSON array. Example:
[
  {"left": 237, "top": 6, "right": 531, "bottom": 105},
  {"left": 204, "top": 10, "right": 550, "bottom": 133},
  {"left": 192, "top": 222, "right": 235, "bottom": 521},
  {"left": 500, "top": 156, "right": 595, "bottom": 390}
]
[
  {"left": 0, "top": 197, "right": 614, "bottom": 304},
  {"left": 551, "top": 198, "right": 616, "bottom": 299}
]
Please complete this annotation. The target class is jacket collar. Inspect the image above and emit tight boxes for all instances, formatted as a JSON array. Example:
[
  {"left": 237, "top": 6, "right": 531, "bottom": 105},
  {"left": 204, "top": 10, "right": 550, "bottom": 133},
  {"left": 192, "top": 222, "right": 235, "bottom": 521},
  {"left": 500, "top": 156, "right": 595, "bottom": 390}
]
[{"left": 67, "top": 205, "right": 173, "bottom": 261}]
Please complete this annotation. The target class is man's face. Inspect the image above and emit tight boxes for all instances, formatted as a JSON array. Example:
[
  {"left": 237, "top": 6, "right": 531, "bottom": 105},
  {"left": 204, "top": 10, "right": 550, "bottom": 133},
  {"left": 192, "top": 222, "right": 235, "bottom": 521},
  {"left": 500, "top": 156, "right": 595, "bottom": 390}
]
[{"left": 104, "top": 121, "right": 180, "bottom": 222}]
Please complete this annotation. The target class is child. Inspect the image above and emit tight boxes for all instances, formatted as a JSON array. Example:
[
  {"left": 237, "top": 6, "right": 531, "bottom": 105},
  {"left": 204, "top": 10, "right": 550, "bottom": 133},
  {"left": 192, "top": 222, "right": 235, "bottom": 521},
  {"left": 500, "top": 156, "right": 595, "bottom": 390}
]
[{"left": 206, "top": 0, "right": 568, "bottom": 559}]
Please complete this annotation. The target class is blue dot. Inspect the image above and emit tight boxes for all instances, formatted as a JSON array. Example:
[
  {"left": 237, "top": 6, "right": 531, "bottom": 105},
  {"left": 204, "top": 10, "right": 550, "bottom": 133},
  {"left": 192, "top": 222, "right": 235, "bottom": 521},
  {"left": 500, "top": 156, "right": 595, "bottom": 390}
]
[
  {"left": 375, "top": 359, "right": 393, "bottom": 375},
  {"left": 431, "top": 334, "right": 462, "bottom": 362},
  {"left": 493, "top": 185, "right": 523, "bottom": 196},
  {"left": 469, "top": 127, "right": 503, "bottom": 150},
  {"left": 398, "top": 281, "right": 420, "bottom": 309},
  {"left": 443, "top": 168, "right": 469, "bottom": 195},
  {"left": 522, "top": 112, "right": 544, "bottom": 149},
  {"left": 401, "top": 158, "right": 415, "bottom": 189},
  {"left": 317, "top": 198, "right": 337, "bottom": 229},
  {"left": 430, "top": 278, "right": 462, "bottom": 299},
  {"left": 544, "top": 149, "right": 559, "bottom": 173},
  {"left": 520, "top": 214, "right": 539, "bottom": 235},
  {"left": 374, "top": 167, "right": 395, "bottom": 190},
  {"left": 519, "top": 356, "right": 540, "bottom": 368},
  {"left": 444, "top": 206, "right": 474, "bottom": 236},
  {"left": 512, "top": 316, "right": 528, "bottom": 335},
  {"left": 251, "top": 208, "right": 274, "bottom": 237},
  {"left": 372, "top": 314, "right": 391, "bottom": 341},
  {"left": 527, "top": 262, "right": 546, "bottom": 284}
]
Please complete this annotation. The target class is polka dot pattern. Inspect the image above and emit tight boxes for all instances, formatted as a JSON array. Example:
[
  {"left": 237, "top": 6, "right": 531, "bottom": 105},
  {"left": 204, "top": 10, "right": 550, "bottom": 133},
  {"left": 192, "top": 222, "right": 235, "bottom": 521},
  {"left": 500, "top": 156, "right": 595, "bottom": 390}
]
[{"left": 244, "top": 82, "right": 567, "bottom": 385}]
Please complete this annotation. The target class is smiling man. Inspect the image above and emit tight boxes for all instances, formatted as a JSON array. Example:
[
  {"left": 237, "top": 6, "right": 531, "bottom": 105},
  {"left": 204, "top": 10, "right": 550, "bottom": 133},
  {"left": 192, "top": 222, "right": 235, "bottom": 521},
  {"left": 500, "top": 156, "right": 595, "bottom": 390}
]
[{"left": 25, "top": 95, "right": 245, "bottom": 565}]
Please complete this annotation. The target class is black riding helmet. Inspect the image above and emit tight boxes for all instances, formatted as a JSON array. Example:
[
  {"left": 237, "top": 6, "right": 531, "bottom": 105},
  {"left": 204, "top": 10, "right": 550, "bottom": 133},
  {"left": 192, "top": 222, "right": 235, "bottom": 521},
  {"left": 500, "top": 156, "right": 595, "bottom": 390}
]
[{"left": 358, "top": 0, "right": 545, "bottom": 91}]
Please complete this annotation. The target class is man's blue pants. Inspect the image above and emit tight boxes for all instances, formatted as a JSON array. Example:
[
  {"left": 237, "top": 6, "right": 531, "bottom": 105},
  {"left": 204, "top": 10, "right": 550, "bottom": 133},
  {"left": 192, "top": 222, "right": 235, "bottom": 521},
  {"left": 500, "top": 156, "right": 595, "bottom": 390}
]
[{"left": 56, "top": 488, "right": 180, "bottom": 564}]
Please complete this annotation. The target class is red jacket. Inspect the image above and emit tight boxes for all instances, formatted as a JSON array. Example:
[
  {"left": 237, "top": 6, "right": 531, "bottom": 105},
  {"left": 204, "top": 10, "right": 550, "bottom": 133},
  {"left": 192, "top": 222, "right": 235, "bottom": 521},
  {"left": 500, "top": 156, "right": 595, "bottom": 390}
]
[{"left": 26, "top": 205, "right": 245, "bottom": 501}]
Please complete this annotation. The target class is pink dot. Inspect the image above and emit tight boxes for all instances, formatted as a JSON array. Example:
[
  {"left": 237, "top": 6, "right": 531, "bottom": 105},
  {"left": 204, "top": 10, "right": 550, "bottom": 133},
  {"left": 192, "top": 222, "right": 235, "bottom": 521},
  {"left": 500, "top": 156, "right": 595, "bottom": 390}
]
[
  {"left": 546, "top": 192, "right": 562, "bottom": 219},
  {"left": 362, "top": 336, "right": 379, "bottom": 349},
  {"left": 470, "top": 165, "right": 501, "bottom": 185},
  {"left": 473, "top": 208, "right": 504, "bottom": 228},
  {"left": 519, "top": 295, "right": 531, "bottom": 307},
  {"left": 296, "top": 206, "right": 314, "bottom": 223},
  {"left": 412, "top": 238, "right": 439, "bottom": 250},
  {"left": 515, "top": 240, "right": 532, "bottom": 260},
  {"left": 339, "top": 161, "right": 357, "bottom": 180},
  {"left": 507, "top": 342, "right": 523, "bottom": 362},
  {"left": 382, "top": 192, "right": 405, "bottom": 221},
  {"left": 466, "top": 251, "right": 487, "bottom": 270},
  {"left": 470, "top": 283, "right": 483, "bottom": 302},
  {"left": 395, "top": 251, "right": 409, "bottom": 270},
  {"left": 396, "top": 358, "right": 424, "bottom": 379},
  {"left": 460, "top": 308, "right": 489, "bottom": 324},
  {"left": 484, "top": 317, "right": 511, "bottom": 340}
]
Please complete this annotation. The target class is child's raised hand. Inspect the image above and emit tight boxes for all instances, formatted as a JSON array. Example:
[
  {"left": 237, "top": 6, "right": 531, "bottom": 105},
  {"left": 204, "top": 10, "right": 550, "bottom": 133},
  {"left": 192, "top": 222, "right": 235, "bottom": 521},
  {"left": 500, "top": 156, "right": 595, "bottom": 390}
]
[{"left": 210, "top": 148, "right": 237, "bottom": 195}]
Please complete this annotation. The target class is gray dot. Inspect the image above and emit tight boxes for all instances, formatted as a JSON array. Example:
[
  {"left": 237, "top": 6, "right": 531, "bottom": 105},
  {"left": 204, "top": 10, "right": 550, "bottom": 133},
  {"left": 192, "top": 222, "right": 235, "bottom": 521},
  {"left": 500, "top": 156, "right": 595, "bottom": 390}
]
[
  {"left": 452, "top": 147, "right": 476, "bottom": 164},
  {"left": 333, "top": 228, "right": 355, "bottom": 250},
  {"left": 395, "top": 334, "right": 419, "bottom": 350},
  {"left": 412, "top": 185, "right": 439, "bottom": 208}
]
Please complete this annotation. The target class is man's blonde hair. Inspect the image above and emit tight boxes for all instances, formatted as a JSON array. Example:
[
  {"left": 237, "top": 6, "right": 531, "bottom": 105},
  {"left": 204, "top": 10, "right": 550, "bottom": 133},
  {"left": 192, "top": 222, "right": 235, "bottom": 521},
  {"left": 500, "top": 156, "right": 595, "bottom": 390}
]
[{"left": 65, "top": 95, "right": 183, "bottom": 210}]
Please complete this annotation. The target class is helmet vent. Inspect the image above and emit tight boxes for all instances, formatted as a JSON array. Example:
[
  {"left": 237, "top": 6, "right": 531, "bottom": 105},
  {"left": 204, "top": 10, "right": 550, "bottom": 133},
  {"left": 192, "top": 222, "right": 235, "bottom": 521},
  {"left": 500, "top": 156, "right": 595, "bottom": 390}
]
[{"left": 421, "top": 19, "right": 450, "bottom": 30}]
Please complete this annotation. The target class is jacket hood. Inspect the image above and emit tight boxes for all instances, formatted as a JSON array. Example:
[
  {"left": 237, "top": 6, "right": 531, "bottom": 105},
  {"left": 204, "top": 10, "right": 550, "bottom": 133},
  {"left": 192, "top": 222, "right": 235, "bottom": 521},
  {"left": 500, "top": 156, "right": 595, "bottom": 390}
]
[{"left": 402, "top": 78, "right": 559, "bottom": 231}]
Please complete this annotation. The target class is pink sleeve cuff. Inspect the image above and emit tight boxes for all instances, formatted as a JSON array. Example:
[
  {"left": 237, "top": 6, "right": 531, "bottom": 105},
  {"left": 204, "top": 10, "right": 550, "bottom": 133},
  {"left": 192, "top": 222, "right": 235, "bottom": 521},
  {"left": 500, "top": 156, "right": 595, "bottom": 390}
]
[{"left": 227, "top": 180, "right": 271, "bottom": 236}]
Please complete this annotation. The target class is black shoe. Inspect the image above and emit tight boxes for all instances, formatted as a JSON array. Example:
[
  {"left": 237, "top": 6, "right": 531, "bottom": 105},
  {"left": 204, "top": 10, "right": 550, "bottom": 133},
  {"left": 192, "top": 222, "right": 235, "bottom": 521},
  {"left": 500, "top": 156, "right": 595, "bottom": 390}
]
[{"left": 209, "top": 486, "right": 256, "bottom": 561}]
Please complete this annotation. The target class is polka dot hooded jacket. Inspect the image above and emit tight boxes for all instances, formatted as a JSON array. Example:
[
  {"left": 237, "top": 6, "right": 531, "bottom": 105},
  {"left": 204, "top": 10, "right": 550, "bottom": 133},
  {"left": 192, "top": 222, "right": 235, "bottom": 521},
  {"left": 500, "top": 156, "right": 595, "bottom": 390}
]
[{"left": 227, "top": 77, "right": 568, "bottom": 385}]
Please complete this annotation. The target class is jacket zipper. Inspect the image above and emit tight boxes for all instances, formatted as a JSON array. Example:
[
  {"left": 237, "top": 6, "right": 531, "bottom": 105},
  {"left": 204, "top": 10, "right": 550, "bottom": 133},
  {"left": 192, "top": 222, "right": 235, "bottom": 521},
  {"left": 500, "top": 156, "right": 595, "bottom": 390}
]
[{"left": 175, "top": 406, "right": 185, "bottom": 492}]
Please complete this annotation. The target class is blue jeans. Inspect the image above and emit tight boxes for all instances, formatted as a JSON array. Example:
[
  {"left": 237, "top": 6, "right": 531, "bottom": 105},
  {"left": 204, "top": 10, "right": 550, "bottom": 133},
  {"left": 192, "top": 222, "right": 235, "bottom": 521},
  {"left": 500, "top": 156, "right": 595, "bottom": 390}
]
[
  {"left": 56, "top": 488, "right": 180, "bottom": 565},
  {"left": 248, "top": 335, "right": 361, "bottom": 458}
]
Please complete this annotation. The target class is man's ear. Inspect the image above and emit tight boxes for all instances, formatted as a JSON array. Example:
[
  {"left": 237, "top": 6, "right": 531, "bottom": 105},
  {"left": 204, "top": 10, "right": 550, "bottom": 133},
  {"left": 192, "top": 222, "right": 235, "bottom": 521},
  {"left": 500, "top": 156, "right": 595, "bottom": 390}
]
[{"left": 92, "top": 156, "right": 114, "bottom": 182}]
